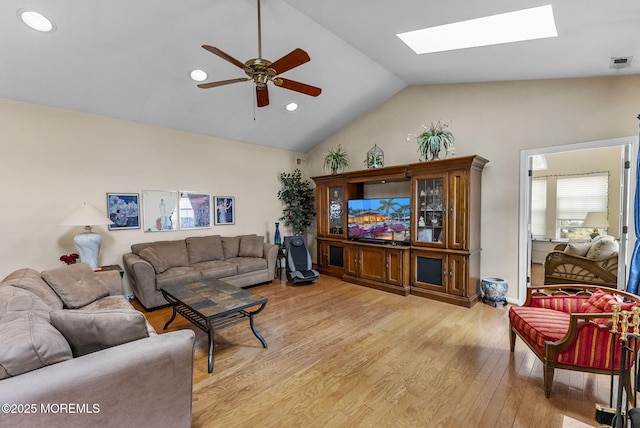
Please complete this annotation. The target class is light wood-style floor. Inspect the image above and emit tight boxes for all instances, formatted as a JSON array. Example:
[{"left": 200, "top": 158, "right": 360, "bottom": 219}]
[{"left": 138, "top": 275, "right": 611, "bottom": 428}]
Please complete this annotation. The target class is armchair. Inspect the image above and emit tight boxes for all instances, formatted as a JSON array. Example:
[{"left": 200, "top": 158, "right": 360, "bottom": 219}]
[
  {"left": 509, "top": 284, "right": 640, "bottom": 397},
  {"left": 544, "top": 242, "right": 618, "bottom": 288}
]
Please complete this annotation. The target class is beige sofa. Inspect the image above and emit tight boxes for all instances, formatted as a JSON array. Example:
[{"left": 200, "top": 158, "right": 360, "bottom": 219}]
[
  {"left": 123, "top": 234, "right": 278, "bottom": 310},
  {"left": 0, "top": 264, "right": 195, "bottom": 428}
]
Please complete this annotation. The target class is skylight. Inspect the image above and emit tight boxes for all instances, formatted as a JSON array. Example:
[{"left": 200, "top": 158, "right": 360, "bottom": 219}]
[{"left": 397, "top": 5, "right": 557, "bottom": 54}]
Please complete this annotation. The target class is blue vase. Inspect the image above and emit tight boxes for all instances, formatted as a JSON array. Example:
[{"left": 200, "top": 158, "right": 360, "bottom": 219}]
[
  {"left": 274, "top": 222, "right": 281, "bottom": 246},
  {"left": 480, "top": 277, "right": 508, "bottom": 306}
]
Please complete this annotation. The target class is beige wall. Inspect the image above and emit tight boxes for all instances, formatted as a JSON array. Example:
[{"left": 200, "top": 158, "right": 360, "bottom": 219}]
[
  {"left": 307, "top": 75, "right": 640, "bottom": 301},
  {"left": 0, "top": 98, "right": 303, "bottom": 292}
]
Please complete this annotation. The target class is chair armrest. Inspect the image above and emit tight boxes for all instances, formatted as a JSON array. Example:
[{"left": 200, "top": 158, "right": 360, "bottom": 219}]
[
  {"left": 263, "top": 243, "right": 278, "bottom": 275},
  {"left": 122, "top": 252, "right": 157, "bottom": 305},
  {"left": 96, "top": 269, "right": 123, "bottom": 296}
]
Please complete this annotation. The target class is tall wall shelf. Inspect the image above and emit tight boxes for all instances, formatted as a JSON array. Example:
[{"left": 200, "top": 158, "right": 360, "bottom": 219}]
[{"left": 312, "top": 155, "right": 488, "bottom": 307}]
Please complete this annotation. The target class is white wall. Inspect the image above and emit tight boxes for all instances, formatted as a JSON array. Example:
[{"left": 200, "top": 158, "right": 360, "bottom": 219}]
[
  {"left": 0, "top": 98, "right": 303, "bottom": 292},
  {"left": 306, "top": 75, "right": 640, "bottom": 301}
]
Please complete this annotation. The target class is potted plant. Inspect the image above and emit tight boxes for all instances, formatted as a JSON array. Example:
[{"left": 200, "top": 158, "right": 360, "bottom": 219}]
[
  {"left": 323, "top": 145, "right": 349, "bottom": 174},
  {"left": 277, "top": 169, "right": 316, "bottom": 235},
  {"left": 414, "top": 120, "right": 455, "bottom": 161}
]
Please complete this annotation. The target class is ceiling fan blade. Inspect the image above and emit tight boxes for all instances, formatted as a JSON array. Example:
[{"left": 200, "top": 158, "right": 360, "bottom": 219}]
[
  {"left": 269, "top": 48, "right": 311, "bottom": 75},
  {"left": 202, "top": 45, "right": 247, "bottom": 70},
  {"left": 197, "top": 78, "right": 250, "bottom": 89},
  {"left": 256, "top": 86, "right": 269, "bottom": 107},
  {"left": 274, "top": 78, "right": 321, "bottom": 97}
]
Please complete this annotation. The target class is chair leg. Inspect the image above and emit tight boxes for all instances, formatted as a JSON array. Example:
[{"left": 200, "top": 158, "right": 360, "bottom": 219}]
[
  {"left": 509, "top": 326, "right": 516, "bottom": 352},
  {"left": 544, "top": 363, "right": 554, "bottom": 398}
]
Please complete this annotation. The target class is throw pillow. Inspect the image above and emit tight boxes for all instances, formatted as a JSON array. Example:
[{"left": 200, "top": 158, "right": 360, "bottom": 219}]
[
  {"left": 564, "top": 242, "right": 591, "bottom": 257},
  {"left": 586, "top": 236, "right": 619, "bottom": 260},
  {"left": 0, "top": 286, "right": 72, "bottom": 379},
  {"left": 41, "top": 264, "right": 110, "bottom": 309},
  {"left": 222, "top": 236, "right": 241, "bottom": 259},
  {"left": 239, "top": 235, "right": 264, "bottom": 258},
  {"left": 50, "top": 309, "right": 150, "bottom": 357},
  {"left": 580, "top": 289, "right": 612, "bottom": 313},
  {"left": 139, "top": 247, "right": 171, "bottom": 274},
  {"left": 186, "top": 235, "right": 224, "bottom": 263}
]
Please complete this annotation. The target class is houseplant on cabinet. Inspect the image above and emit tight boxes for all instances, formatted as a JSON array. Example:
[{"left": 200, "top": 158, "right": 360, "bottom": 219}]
[
  {"left": 323, "top": 145, "right": 349, "bottom": 174},
  {"left": 277, "top": 169, "right": 316, "bottom": 235},
  {"left": 412, "top": 120, "right": 455, "bottom": 161}
]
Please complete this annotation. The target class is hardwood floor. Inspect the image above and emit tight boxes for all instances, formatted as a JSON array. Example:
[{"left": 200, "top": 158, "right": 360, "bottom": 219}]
[{"left": 138, "top": 275, "right": 610, "bottom": 427}]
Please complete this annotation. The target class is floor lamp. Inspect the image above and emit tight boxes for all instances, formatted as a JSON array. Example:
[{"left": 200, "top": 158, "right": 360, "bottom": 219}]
[{"left": 60, "top": 204, "right": 113, "bottom": 270}]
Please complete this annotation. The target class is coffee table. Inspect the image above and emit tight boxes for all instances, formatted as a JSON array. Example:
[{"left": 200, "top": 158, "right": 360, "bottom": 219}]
[{"left": 161, "top": 279, "right": 268, "bottom": 373}]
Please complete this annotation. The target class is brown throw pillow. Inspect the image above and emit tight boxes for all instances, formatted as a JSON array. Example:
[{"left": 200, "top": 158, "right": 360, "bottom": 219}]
[
  {"left": 41, "top": 264, "right": 110, "bottom": 309},
  {"left": 139, "top": 247, "right": 171, "bottom": 273},
  {"left": 186, "top": 235, "right": 224, "bottom": 263},
  {"left": 239, "top": 235, "right": 264, "bottom": 258},
  {"left": 222, "top": 236, "right": 241, "bottom": 259},
  {"left": 50, "top": 309, "right": 150, "bottom": 357}
]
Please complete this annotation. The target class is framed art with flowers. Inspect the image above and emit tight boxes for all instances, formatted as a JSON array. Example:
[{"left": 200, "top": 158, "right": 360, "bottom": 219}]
[{"left": 107, "top": 193, "right": 140, "bottom": 230}]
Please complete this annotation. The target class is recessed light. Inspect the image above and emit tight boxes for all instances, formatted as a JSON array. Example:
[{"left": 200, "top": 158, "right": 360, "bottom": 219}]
[
  {"left": 397, "top": 5, "right": 557, "bottom": 54},
  {"left": 190, "top": 69, "right": 208, "bottom": 82},
  {"left": 18, "top": 9, "right": 56, "bottom": 33},
  {"left": 285, "top": 102, "right": 298, "bottom": 112}
]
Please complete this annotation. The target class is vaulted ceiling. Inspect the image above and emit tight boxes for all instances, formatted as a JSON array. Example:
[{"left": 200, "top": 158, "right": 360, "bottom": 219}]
[{"left": 1, "top": 0, "right": 638, "bottom": 152}]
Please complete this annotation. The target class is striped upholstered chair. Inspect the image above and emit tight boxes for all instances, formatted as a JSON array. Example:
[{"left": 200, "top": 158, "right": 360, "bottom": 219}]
[{"left": 509, "top": 284, "right": 640, "bottom": 397}]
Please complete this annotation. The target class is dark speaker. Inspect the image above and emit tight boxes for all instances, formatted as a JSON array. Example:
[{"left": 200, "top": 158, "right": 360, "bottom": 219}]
[
  {"left": 329, "top": 246, "right": 344, "bottom": 267},
  {"left": 416, "top": 256, "right": 443, "bottom": 286}
]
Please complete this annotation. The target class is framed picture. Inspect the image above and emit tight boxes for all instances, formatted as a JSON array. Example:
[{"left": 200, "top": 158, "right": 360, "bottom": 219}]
[
  {"left": 179, "top": 191, "right": 211, "bottom": 230},
  {"left": 107, "top": 193, "right": 140, "bottom": 230},
  {"left": 142, "top": 190, "right": 178, "bottom": 232},
  {"left": 214, "top": 196, "right": 235, "bottom": 225}
]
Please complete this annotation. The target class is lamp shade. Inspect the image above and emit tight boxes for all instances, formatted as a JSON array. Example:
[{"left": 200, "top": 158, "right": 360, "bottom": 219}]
[
  {"left": 582, "top": 211, "right": 610, "bottom": 229},
  {"left": 60, "top": 204, "right": 113, "bottom": 226}
]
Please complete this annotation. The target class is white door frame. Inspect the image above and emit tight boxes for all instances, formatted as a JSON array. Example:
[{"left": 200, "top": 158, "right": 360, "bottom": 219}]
[{"left": 518, "top": 136, "right": 637, "bottom": 305}]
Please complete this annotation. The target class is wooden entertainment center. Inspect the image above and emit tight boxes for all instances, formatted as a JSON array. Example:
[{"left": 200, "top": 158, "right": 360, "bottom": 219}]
[{"left": 312, "top": 155, "right": 488, "bottom": 307}]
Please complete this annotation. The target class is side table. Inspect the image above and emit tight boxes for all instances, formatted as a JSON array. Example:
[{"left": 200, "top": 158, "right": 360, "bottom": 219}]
[
  {"left": 99, "top": 264, "right": 124, "bottom": 277},
  {"left": 276, "top": 248, "right": 287, "bottom": 278}
]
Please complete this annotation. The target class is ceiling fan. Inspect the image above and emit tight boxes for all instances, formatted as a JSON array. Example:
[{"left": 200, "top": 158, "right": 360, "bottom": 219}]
[{"left": 197, "top": 0, "right": 321, "bottom": 107}]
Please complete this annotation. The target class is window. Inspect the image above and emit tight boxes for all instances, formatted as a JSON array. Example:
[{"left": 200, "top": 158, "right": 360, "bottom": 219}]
[
  {"left": 531, "top": 178, "right": 547, "bottom": 238},
  {"left": 557, "top": 173, "right": 608, "bottom": 239}
]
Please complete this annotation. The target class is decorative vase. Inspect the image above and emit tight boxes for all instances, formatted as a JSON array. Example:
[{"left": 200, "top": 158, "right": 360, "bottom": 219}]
[
  {"left": 480, "top": 277, "right": 508, "bottom": 306},
  {"left": 274, "top": 222, "right": 281, "bottom": 246}
]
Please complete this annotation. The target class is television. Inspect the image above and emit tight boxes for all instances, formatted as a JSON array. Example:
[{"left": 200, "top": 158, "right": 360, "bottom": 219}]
[{"left": 347, "top": 197, "right": 410, "bottom": 244}]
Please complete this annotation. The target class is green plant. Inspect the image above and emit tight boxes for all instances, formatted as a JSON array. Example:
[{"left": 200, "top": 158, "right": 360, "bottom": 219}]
[
  {"left": 414, "top": 120, "right": 455, "bottom": 161},
  {"left": 323, "top": 145, "right": 349, "bottom": 174},
  {"left": 276, "top": 169, "right": 316, "bottom": 235}
]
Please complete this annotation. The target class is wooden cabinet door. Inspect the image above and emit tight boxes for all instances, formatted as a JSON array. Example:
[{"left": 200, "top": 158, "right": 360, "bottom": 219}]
[
  {"left": 344, "top": 244, "right": 358, "bottom": 276},
  {"left": 317, "top": 241, "right": 329, "bottom": 269},
  {"left": 411, "top": 250, "right": 447, "bottom": 291},
  {"left": 447, "top": 254, "right": 467, "bottom": 296},
  {"left": 358, "top": 245, "right": 386, "bottom": 282},
  {"left": 385, "top": 248, "right": 405, "bottom": 286},
  {"left": 448, "top": 170, "right": 468, "bottom": 250}
]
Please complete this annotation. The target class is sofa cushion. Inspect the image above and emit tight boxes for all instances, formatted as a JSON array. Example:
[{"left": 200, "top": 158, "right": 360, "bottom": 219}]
[
  {"left": 131, "top": 240, "right": 190, "bottom": 269},
  {"left": 155, "top": 267, "right": 202, "bottom": 289},
  {"left": 586, "top": 236, "right": 619, "bottom": 260},
  {"left": 41, "top": 264, "right": 110, "bottom": 309},
  {"left": 50, "top": 309, "right": 149, "bottom": 357},
  {"left": 186, "top": 235, "right": 224, "bottom": 263},
  {"left": 509, "top": 306, "right": 570, "bottom": 357},
  {"left": 195, "top": 260, "right": 238, "bottom": 280},
  {"left": 222, "top": 236, "right": 241, "bottom": 259},
  {"left": 227, "top": 257, "right": 268, "bottom": 275},
  {"left": 139, "top": 247, "right": 171, "bottom": 274},
  {"left": 239, "top": 235, "right": 264, "bottom": 258},
  {"left": 564, "top": 242, "right": 591, "bottom": 257},
  {"left": 1, "top": 268, "right": 64, "bottom": 310},
  {"left": 580, "top": 289, "right": 612, "bottom": 313},
  {"left": 0, "top": 286, "right": 73, "bottom": 379}
]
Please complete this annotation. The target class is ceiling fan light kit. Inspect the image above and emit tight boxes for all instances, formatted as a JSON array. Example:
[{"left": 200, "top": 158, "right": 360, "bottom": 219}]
[{"left": 197, "top": 0, "right": 321, "bottom": 108}]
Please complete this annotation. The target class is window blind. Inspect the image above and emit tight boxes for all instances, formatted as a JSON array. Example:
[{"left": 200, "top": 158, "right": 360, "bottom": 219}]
[
  {"left": 557, "top": 173, "right": 608, "bottom": 221},
  {"left": 531, "top": 178, "right": 547, "bottom": 237}
]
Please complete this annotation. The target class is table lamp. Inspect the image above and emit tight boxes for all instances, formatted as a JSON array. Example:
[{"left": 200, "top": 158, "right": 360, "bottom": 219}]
[
  {"left": 582, "top": 211, "right": 610, "bottom": 239},
  {"left": 60, "top": 204, "right": 113, "bottom": 270}
]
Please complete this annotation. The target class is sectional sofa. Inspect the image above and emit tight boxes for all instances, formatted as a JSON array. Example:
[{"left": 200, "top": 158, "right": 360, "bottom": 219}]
[{"left": 123, "top": 234, "right": 278, "bottom": 310}]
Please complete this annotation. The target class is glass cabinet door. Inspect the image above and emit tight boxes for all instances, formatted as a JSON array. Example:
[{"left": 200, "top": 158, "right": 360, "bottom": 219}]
[
  {"left": 415, "top": 176, "right": 446, "bottom": 245},
  {"left": 328, "top": 186, "right": 344, "bottom": 235}
]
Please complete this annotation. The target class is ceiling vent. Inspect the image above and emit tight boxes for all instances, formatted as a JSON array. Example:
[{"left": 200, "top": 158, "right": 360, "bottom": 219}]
[{"left": 610, "top": 56, "right": 632, "bottom": 69}]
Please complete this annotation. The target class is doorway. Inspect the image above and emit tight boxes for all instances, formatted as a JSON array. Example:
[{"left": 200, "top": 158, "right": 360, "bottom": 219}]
[{"left": 517, "top": 137, "right": 637, "bottom": 305}]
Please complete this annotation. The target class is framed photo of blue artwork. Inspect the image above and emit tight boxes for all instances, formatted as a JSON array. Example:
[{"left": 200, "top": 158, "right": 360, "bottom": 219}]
[
  {"left": 107, "top": 193, "right": 140, "bottom": 230},
  {"left": 179, "top": 191, "right": 211, "bottom": 230},
  {"left": 214, "top": 196, "right": 235, "bottom": 225}
]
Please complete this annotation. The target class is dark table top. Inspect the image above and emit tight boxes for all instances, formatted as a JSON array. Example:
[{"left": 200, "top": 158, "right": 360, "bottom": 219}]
[{"left": 161, "top": 279, "right": 267, "bottom": 319}]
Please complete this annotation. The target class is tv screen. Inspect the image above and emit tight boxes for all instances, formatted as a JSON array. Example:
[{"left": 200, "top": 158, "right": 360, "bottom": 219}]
[{"left": 347, "top": 197, "right": 410, "bottom": 243}]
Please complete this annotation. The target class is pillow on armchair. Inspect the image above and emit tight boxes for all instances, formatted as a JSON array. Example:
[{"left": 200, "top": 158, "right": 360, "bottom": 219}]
[{"left": 586, "top": 235, "right": 618, "bottom": 260}]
